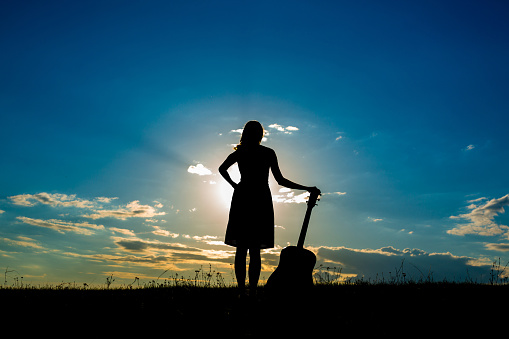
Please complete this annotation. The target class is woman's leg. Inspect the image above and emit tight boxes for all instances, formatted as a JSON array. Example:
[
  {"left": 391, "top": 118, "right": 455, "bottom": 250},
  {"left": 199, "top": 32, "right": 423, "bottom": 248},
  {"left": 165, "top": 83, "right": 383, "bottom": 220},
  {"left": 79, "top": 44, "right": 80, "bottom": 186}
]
[
  {"left": 235, "top": 247, "right": 248, "bottom": 290},
  {"left": 248, "top": 248, "right": 261, "bottom": 291}
]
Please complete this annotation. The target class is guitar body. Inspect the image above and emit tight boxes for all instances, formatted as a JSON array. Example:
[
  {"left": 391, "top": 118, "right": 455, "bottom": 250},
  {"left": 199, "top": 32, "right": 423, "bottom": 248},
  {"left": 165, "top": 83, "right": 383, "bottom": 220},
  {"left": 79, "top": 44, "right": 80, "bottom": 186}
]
[
  {"left": 265, "top": 246, "right": 316, "bottom": 290},
  {"left": 266, "top": 188, "right": 320, "bottom": 291}
]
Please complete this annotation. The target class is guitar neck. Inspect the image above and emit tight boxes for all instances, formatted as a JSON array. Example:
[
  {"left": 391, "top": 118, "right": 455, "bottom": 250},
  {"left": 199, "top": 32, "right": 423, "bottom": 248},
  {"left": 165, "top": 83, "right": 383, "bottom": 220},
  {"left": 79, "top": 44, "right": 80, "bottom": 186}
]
[{"left": 297, "top": 204, "right": 314, "bottom": 249}]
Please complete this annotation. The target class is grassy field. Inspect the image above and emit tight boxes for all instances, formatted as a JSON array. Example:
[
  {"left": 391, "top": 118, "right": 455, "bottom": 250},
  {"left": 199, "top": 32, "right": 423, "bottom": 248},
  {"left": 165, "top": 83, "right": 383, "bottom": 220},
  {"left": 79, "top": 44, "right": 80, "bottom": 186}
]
[{"left": 2, "top": 279, "right": 508, "bottom": 336}]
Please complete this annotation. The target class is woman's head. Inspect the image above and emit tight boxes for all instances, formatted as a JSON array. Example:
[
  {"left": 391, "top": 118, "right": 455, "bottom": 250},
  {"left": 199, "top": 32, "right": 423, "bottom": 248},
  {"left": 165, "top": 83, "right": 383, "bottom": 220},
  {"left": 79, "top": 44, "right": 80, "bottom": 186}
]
[{"left": 235, "top": 120, "right": 264, "bottom": 150}]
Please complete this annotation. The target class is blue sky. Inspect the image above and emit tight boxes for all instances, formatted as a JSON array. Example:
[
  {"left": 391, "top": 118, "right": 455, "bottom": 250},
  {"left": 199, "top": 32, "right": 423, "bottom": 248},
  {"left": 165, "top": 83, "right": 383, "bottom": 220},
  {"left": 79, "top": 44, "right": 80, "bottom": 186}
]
[{"left": 1, "top": 0, "right": 509, "bottom": 285}]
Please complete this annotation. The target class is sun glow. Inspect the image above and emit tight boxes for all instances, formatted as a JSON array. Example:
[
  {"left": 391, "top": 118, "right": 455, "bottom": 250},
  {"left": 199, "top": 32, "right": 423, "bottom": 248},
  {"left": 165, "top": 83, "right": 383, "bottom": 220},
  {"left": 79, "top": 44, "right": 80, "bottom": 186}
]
[{"left": 217, "top": 164, "right": 240, "bottom": 210}]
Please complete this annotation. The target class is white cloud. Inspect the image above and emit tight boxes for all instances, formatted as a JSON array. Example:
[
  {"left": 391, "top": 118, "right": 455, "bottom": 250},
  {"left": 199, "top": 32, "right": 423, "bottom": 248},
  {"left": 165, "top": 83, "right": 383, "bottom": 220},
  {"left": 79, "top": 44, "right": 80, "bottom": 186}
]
[
  {"left": 447, "top": 194, "right": 509, "bottom": 237},
  {"left": 187, "top": 163, "right": 212, "bottom": 176},
  {"left": 9, "top": 193, "right": 95, "bottom": 208},
  {"left": 268, "top": 123, "right": 299, "bottom": 134},
  {"left": 272, "top": 190, "right": 345, "bottom": 204},
  {"left": 83, "top": 200, "right": 166, "bottom": 220},
  {"left": 368, "top": 217, "right": 383, "bottom": 222},
  {"left": 268, "top": 123, "right": 285, "bottom": 132},
  {"left": 17, "top": 216, "right": 104, "bottom": 235},
  {"left": 0, "top": 210, "right": 4, "bottom": 214},
  {"left": 464, "top": 144, "right": 475, "bottom": 151},
  {"left": 272, "top": 191, "right": 310, "bottom": 204}
]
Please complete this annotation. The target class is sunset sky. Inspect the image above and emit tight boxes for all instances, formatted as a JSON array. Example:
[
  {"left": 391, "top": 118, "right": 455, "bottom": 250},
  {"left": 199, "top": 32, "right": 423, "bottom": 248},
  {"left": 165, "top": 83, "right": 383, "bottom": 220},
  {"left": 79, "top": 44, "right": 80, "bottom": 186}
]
[{"left": 1, "top": 0, "right": 509, "bottom": 286}]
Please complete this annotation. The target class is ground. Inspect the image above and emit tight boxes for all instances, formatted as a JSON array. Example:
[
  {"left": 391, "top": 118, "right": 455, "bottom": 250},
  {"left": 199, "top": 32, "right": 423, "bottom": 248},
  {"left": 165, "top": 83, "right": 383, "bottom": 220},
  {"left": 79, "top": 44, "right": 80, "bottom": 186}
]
[{"left": 2, "top": 284, "right": 506, "bottom": 337}]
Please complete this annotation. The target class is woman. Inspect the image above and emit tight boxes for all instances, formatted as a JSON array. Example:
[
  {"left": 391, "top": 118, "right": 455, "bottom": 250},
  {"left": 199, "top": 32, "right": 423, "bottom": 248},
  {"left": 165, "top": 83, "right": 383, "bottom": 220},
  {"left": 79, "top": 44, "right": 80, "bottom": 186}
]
[{"left": 219, "top": 120, "right": 319, "bottom": 294}]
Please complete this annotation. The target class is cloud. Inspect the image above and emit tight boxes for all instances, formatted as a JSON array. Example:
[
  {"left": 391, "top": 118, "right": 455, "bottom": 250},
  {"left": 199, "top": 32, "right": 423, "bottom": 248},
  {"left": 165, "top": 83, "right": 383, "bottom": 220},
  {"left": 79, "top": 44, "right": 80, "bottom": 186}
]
[
  {"left": 9, "top": 193, "right": 95, "bottom": 208},
  {"left": 192, "top": 235, "right": 224, "bottom": 245},
  {"left": 464, "top": 144, "right": 475, "bottom": 151},
  {"left": 1, "top": 236, "right": 45, "bottom": 249},
  {"left": 447, "top": 194, "right": 509, "bottom": 237},
  {"left": 322, "top": 192, "right": 347, "bottom": 197},
  {"left": 110, "top": 228, "right": 136, "bottom": 236},
  {"left": 17, "top": 216, "right": 104, "bottom": 235},
  {"left": 272, "top": 190, "right": 346, "bottom": 204},
  {"left": 95, "top": 197, "right": 119, "bottom": 203},
  {"left": 114, "top": 237, "right": 195, "bottom": 253},
  {"left": 316, "top": 246, "right": 493, "bottom": 282},
  {"left": 0, "top": 210, "right": 4, "bottom": 214},
  {"left": 268, "top": 123, "right": 299, "bottom": 134},
  {"left": 152, "top": 225, "right": 179, "bottom": 238},
  {"left": 83, "top": 200, "right": 166, "bottom": 220},
  {"left": 272, "top": 191, "right": 310, "bottom": 204},
  {"left": 368, "top": 217, "right": 383, "bottom": 222},
  {"left": 106, "top": 236, "right": 234, "bottom": 268},
  {"left": 187, "top": 163, "right": 212, "bottom": 176},
  {"left": 485, "top": 243, "right": 509, "bottom": 252}
]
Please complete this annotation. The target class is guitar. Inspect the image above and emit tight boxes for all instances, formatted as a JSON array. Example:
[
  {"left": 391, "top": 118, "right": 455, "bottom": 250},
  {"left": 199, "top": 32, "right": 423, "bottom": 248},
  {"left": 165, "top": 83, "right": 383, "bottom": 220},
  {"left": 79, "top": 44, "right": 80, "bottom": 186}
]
[{"left": 265, "top": 188, "right": 321, "bottom": 290}]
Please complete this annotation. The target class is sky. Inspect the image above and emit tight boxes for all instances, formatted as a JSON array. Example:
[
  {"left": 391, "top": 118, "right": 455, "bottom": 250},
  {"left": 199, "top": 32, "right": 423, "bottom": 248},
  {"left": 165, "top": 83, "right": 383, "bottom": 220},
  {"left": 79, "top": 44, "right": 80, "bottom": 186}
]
[{"left": 1, "top": 0, "right": 509, "bottom": 286}]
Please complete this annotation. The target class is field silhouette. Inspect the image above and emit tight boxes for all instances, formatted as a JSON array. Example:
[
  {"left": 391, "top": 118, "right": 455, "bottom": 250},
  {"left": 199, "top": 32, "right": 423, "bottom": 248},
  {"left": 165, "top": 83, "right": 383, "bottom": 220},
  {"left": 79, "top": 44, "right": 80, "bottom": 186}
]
[{"left": 2, "top": 266, "right": 508, "bottom": 337}]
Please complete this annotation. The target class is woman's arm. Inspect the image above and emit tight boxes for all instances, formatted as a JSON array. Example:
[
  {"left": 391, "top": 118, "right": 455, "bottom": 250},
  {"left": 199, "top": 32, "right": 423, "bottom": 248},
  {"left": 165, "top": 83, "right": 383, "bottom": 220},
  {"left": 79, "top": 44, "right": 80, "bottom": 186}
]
[
  {"left": 269, "top": 149, "right": 317, "bottom": 192},
  {"left": 219, "top": 152, "right": 238, "bottom": 189}
]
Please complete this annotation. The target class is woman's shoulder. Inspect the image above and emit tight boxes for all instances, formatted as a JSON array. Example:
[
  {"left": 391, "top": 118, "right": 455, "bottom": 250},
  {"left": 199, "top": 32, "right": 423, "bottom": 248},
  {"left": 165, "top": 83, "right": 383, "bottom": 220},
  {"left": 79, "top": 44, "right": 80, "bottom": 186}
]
[
  {"left": 259, "top": 145, "right": 277, "bottom": 160},
  {"left": 259, "top": 145, "right": 275, "bottom": 153}
]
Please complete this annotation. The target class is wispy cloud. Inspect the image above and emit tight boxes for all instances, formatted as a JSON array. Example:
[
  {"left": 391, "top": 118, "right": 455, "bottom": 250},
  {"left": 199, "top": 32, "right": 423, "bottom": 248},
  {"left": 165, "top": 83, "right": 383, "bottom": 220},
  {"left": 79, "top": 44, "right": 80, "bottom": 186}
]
[
  {"left": 8, "top": 192, "right": 167, "bottom": 223},
  {"left": 1, "top": 236, "right": 45, "bottom": 249},
  {"left": 110, "top": 228, "right": 136, "bottom": 236},
  {"left": 447, "top": 194, "right": 509, "bottom": 237},
  {"left": 272, "top": 190, "right": 346, "bottom": 204},
  {"left": 322, "top": 192, "right": 347, "bottom": 197},
  {"left": 152, "top": 225, "right": 179, "bottom": 238},
  {"left": 17, "top": 216, "right": 104, "bottom": 235},
  {"left": 187, "top": 163, "right": 212, "bottom": 176},
  {"left": 101, "top": 236, "right": 235, "bottom": 269},
  {"left": 192, "top": 235, "right": 223, "bottom": 245},
  {"left": 485, "top": 243, "right": 509, "bottom": 252},
  {"left": 96, "top": 197, "right": 119, "bottom": 203},
  {"left": 83, "top": 200, "right": 166, "bottom": 220},
  {"left": 9, "top": 193, "right": 95, "bottom": 208}
]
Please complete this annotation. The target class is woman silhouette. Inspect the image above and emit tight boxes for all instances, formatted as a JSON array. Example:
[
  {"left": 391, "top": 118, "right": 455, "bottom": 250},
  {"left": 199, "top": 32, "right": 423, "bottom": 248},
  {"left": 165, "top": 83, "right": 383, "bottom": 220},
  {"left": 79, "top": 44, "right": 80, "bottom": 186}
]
[{"left": 219, "top": 120, "right": 319, "bottom": 295}]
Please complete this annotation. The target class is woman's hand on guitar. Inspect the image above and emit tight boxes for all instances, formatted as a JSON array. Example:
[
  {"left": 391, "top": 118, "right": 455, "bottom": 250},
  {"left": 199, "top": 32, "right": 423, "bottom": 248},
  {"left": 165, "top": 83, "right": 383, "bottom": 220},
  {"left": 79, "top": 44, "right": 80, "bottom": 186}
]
[{"left": 307, "top": 186, "right": 321, "bottom": 195}]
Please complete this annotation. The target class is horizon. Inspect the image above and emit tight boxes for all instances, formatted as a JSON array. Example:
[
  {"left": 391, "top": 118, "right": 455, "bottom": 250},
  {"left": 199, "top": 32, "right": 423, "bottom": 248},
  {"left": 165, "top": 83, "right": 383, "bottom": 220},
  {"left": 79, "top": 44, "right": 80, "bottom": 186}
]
[{"left": 1, "top": 0, "right": 509, "bottom": 286}]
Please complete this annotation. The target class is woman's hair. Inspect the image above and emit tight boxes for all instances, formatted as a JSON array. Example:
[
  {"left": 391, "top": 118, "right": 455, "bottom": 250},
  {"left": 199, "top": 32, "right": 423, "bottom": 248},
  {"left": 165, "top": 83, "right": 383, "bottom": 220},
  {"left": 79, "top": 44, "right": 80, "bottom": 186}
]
[{"left": 234, "top": 120, "right": 264, "bottom": 150}]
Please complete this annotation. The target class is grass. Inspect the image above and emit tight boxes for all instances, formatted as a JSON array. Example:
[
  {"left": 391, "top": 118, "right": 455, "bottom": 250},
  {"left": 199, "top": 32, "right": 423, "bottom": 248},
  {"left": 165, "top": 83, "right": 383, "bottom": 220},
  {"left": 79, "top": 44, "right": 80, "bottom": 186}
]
[{"left": 2, "top": 262, "right": 509, "bottom": 336}]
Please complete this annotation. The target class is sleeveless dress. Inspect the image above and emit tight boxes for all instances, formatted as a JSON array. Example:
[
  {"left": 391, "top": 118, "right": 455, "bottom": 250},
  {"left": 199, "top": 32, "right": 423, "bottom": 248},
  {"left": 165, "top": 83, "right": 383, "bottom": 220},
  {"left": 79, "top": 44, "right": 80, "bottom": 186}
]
[{"left": 224, "top": 145, "right": 275, "bottom": 249}]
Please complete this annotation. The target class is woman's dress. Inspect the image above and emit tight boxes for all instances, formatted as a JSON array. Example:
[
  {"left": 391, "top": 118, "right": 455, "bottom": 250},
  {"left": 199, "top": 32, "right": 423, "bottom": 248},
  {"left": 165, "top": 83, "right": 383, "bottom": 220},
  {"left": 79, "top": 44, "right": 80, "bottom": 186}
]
[{"left": 224, "top": 145, "right": 275, "bottom": 249}]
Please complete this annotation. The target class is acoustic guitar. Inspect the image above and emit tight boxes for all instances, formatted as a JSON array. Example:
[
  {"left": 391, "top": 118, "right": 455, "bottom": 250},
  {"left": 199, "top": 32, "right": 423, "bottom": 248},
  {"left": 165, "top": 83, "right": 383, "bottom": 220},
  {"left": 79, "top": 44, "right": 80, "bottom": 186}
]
[{"left": 265, "top": 188, "right": 321, "bottom": 290}]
